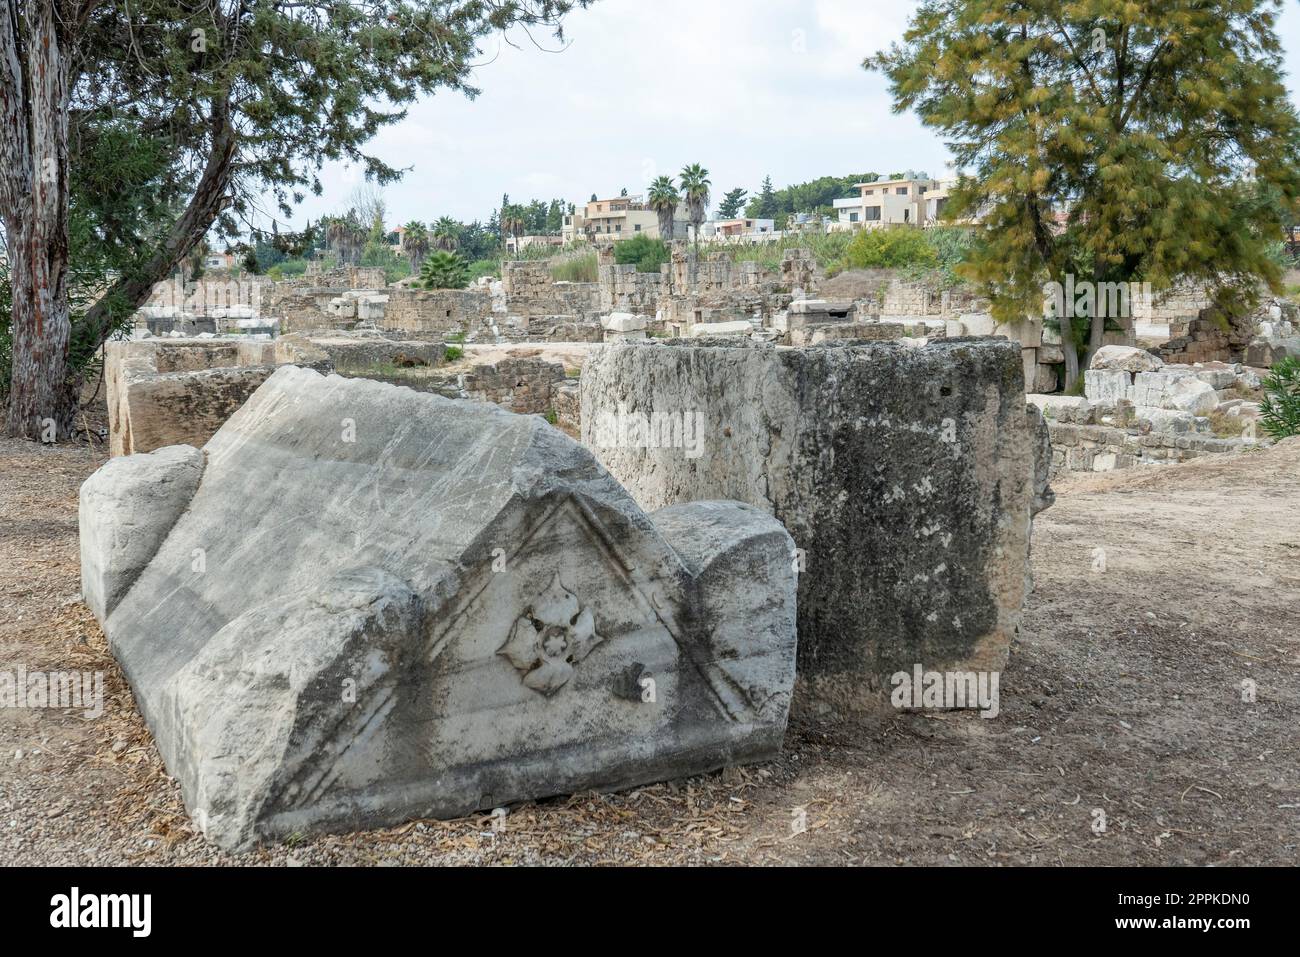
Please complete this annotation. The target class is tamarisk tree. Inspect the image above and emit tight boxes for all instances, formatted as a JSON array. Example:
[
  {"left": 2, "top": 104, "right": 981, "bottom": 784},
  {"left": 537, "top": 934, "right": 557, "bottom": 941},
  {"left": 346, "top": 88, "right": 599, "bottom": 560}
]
[
  {"left": 1, "top": 0, "right": 588, "bottom": 438},
  {"left": 870, "top": 0, "right": 1300, "bottom": 390}
]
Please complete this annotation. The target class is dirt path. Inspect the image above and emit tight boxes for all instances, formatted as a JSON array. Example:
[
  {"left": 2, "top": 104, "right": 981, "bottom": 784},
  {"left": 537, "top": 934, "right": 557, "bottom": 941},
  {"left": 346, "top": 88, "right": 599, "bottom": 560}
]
[{"left": 1, "top": 436, "right": 1297, "bottom": 865}]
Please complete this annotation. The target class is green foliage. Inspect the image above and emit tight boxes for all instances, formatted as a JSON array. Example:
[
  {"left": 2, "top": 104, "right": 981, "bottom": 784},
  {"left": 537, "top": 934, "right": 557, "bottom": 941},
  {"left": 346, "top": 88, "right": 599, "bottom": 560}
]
[
  {"left": 707, "top": 232, "right": 855, "bottom": 271},
  {"left": 870, "top": 0, "right": 1300, "bottom": 389},
  {"left": 1260, "top": 356, "right": 1300, "bottom": 439},
  {"left": 1, "top": 121, "right": 179, "bottom": 399},
  {"left": 266, "top": 258, "right": 311, "bottom": 281},
  {"left": 419, "top": 251, "right": 470, "bottom": 290},
  {"left": 717, "top": 188, "right": 749, "bottom": 219},
  {"left": 753, "top": 176, "right": 778, "bottom": 218},
  {"left": 467, "top": 258, "right": 501, "bottom": 283},
  {"left": 679, "top": 164, "right": 712, "bottom": 243},
  {"left": 843, "top": 226, "right": 938, "bottom": 270},
  {"left": 550, "top": 253, "right": 598, "bottom": 283},
  {"left": 360, "top": 240, "right": 411, "bottom": 283},
  {"left": 745, "top": 172, "right": 877, "bottom": 223},
  {"left": 443, "top": 345, "right": 465, "bottom": 363},
  {"left": 614, "top": 235, "right": 670, "bottom": 274}
]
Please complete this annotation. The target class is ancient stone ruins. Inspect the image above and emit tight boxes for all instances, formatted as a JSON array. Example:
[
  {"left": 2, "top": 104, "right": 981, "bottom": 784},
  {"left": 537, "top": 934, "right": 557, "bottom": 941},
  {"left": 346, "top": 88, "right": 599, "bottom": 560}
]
[
  {"left": 78, "top": 243, "right": 1292, "bottom": 847},
  {"left": 82, "top": 367, "right": 797, "bottom": 849}
]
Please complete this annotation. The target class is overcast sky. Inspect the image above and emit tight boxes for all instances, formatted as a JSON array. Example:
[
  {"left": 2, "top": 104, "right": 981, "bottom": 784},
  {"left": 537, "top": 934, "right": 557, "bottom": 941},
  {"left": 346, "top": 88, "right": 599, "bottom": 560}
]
[{"left": 267, "top": 0, "right": 1300, "bottom": 230}]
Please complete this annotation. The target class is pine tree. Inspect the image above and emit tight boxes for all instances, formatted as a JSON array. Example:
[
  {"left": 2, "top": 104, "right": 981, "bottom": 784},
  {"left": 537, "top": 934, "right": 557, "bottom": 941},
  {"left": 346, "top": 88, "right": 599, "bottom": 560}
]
[
  {"left": 756, "top": 176, "right": 777, "bottom": 218},
  {"left": 718, "top": 188, "right": 749, "bottom": 219},
  {"left": 870, "top": 0, "right": 1300, "bottom": 389}
]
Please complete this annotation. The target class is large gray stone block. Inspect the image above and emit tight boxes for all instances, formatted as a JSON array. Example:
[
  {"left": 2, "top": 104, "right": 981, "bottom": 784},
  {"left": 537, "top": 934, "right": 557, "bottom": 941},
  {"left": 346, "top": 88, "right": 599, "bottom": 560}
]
[
  {"left": 82, "top": 366, "right": 796, "bottom": 849},
  {"left": 79, "top": 445, "right": 205, "bottom": 622},
  {"left": 579, "top": 339, "right": 1045, "bottom": 714}
]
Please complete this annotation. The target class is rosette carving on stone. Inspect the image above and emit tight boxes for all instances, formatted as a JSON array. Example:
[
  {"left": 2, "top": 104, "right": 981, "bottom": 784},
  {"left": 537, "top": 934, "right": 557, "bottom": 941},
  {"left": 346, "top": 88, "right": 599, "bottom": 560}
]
[{"left": 498, "top": 574, "right": 605, "bottom": 695}]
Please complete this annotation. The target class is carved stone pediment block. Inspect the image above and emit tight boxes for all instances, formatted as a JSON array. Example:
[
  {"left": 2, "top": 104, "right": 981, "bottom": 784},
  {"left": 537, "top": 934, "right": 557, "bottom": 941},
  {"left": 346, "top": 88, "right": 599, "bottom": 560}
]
[{"left": 80, "top": 366, "right": 796, "bottom": 850}]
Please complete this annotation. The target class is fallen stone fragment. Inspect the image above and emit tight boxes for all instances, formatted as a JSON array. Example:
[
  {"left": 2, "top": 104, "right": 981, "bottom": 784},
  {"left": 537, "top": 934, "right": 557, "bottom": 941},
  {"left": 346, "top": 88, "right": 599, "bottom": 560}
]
[
  {"left": 81, "top": 366, "right": 797, "bottom": 849},
  {"left": 1089, "top": 344, "right": 1165, "bottom": 373}
]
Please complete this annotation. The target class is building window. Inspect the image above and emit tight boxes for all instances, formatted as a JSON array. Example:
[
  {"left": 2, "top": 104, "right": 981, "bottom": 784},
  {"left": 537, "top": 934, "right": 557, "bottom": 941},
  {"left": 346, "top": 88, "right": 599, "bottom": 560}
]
[
  {"left": 634, "top": 224, "right": 641, "bottom": 231},
  {"left": 864, "top": 207, "right": 881, "bottom": 221},
  {"left": 863, "top": 189, "right": 874, "bottom": 196},
  {"left": 849, "top": 212, "right": 859, "bottom": 222},
  {"left": 896, "top": 187, "right": 908, "bottom": 195}
]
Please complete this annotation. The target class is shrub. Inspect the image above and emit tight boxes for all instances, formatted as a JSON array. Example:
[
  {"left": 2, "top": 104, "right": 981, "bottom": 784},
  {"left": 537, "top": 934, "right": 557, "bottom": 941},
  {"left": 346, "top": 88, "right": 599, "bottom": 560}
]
[
  {"left": 842, "top": 226, "right": 939, "bottom": 270},
  {"left": 613, "top": 234, "right": 669, "bottom": 274},
  {"left": 1260, "top": 355, "right": 1300, "bottom": 439},
  {"left": 443, "top": 345, "right": 464, "bottom": 363},
  {"left": 467, "top": 259, "right": 500, "bottom": 283},
  {"left": 419, "top": 251, "right": 470, "bottom": 290}
]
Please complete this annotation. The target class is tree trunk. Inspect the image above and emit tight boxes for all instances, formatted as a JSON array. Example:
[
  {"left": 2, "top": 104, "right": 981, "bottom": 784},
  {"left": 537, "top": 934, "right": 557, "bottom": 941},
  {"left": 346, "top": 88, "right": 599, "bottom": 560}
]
[
  {"left": 2, "top": 1, "right": 72, "bottom": 439},
  {"left": 1086, "top": 311, "right": 1106, "bottom": 370},
  {"left": 1060, "top": 313, "right": 1080, "bottom": 393}
]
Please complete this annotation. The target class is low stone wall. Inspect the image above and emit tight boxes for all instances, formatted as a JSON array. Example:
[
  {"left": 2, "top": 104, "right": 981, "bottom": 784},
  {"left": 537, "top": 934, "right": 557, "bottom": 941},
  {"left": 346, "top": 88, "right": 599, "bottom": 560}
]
[
  {"left": 502, "top": 261, "right": 601, "bottom": 318},
  {"left": 105, "top": 335, "right": 581, "bottom": 457},
  {"left": 458, "top": 357, "right": 567, "bottom": 415},
  {"left": 579, "top": 339, "right": 1049, "bottom": 714},
  {"left": 789, "top": 320, "right": 906, "bottom": 346},
  {"left": 377, "top": 289, "right": 492, "bottom": 336},
  {"left": 1151, "top": 316, "right": 1233, "bottom": 365},
  {"left": 1044, "top": 416, "right": 1250, "bottom": 474}
]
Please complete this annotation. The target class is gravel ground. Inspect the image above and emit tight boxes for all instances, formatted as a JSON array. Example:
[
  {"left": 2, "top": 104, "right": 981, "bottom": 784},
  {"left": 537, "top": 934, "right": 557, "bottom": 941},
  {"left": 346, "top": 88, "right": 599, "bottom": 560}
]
[{"left": 1, "top": 433, "right": 1297, "bottom": 866}]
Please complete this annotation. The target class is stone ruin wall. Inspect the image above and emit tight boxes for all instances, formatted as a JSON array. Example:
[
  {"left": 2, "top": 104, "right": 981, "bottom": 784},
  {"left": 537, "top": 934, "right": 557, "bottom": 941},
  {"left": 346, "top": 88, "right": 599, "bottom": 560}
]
[
  {"left": 1043, "top": 416, "right": 1246, "bottom": 474},
  {"left": 501, "top": 261, "right": 601, "bottom": 319},
  {"left": 103, "top": 335, "right": 577, "bottom": 457},
  {"left": 378, "top": 289, "right": 493, "bottom": 336}
]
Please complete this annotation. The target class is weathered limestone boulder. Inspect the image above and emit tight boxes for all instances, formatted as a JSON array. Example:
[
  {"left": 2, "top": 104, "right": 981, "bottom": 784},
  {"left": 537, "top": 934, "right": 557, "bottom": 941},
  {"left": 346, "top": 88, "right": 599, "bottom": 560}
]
[
  {"left": 1090, "top": 344, "right": 1164, "bottom": 373},
  {"left": 600, "top": 311, "right": 647, "bottom": 343},
  {"left": 1245, "top": 334, "right": 1300, "bottom": 368},
  {"left": 1134, "top": 408, "right": 1199, "bottom": 434},
  {"left": 82, "top": 367, "right": 796, "bottom": 849},
  {"left": 601, "top": 311, "right": 646, "bottom": 333},
  {"left": 790, "top": 321, "right": 904, "bottom": 347},
  {"left": 580, "top": 339, "right": 1046, "bottom": 714},
  {"left": 326, "top": 295, "right": 358, "bottom": 320},
  {"left": 79, "top": 445, "right": 205, "bottom": 622},
  {"left": 962, "top": 313, "right": 998, "bottom": 336},
  {"left": 1132, "top": 371, "right": 1219, "bottom": 414}
]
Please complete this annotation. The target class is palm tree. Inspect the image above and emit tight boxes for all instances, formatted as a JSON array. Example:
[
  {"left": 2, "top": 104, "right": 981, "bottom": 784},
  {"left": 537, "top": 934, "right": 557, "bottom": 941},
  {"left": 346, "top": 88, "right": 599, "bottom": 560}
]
[
  {"left": 679, "top": 163, "right": 711, "bottom": 256},
  {"left": 432, "top": 216, "right": 460, "bottom": 251},
  {"left": 500, "top": 208, "right": 525, "bottom": 253},
  {"left": 401, "top": 221, "right": 429, "bottom": 274},
  {"left": 647, "top": 176, "right": 679, "bottom": 243},
  {"left": 325, "top": 211, "right": 366, "bottom": 265},
  {"left": 419, "top": 251, "right": 470, "bottom": 289}
]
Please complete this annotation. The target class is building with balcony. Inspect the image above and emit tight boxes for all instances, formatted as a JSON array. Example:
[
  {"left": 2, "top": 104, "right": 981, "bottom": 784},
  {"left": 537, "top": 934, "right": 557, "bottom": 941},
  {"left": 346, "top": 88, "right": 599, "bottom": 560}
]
[
  {"left": 579, "top": 194, "right": 689, "bottom": 241},
  {"left": 831, "top": 176, "right": 957, "bottom": 230}
]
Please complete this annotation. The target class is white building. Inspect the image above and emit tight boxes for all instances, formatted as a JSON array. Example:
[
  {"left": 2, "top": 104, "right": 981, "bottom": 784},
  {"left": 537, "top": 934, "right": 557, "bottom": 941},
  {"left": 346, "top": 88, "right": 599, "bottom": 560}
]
[
  {"left": 831, "top": 175, "right": 957, "bottom": 230},
  {"left": 698, "top": 217, "right": 777, "bottom": 243}
]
